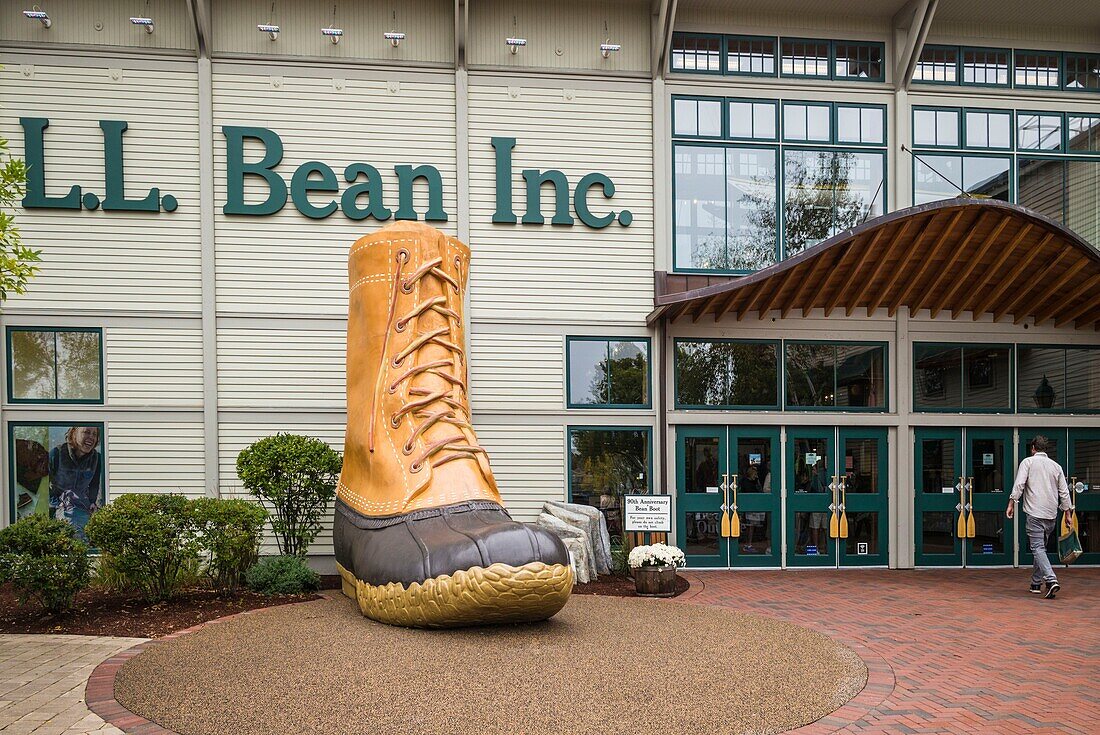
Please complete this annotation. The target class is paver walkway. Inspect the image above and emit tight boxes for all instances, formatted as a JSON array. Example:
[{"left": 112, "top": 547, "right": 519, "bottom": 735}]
[
  {"left": 0, "top": 635, "right": 146, "bottom": 735},
  {"left": 681, "top": 568, "right": 1100, "bottom": 734}
]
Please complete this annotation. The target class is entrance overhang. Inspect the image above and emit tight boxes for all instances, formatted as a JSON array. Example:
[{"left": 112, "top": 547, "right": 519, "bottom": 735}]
[{"left": 649, "top": 199, "right": 1100, "bottom": 330}]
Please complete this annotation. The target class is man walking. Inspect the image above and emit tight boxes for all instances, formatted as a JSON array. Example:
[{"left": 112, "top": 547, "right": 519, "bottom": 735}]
[{"left": 1007, "top": 435, "right": 1073, "bottom": 598}]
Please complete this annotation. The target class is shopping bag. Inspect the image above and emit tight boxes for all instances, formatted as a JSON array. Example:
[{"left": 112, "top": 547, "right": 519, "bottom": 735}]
[{"left": 1058, "top": 525, "right": 1083, "bottom": 565}]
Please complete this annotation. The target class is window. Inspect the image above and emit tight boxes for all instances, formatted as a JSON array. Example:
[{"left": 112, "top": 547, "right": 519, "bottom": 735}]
[
  {"left": 836, "top": 105, "right": 885, "bottom": 145},
  {"left": 834, "top": 42, "right": 884, "bottom": 81},
  {"left": 783, "top": 102, "right": 831, "bottom": 142},
  {"left": 914, "top": 344, "right": 1013, "bottom": 411},
  {"left": 7, "top": 328, "right": 103, "bottom": 403},
  {"left": 11, "top": 422, "right": 106, "bottom": 543},
  {"left": 783, "top": 149, "right": 885, "bottom": 254},
  {"left": 727, "top": 36, "right": 776, "bottom": 75},
  {"left": 913, "top": 108, "right": 959, "bottom": 148},
  {"left": 670, "top": 34, "right": 722, "bottom": 72},
  {"left": 1064, "top": 53, "right": 1100, "bottom": 91},
  {"left": 1015, "top": 51, "right": 1061, "bottom": 88},
  {"left": 1017, "top": 113, "right": 1063, "bottom": 151},
  {"left": 567, "top": 338, "right": 650, "bottom": 408},
  {"left": 728, "top": 100, "right": 777, "bottom": 140},
  {"left": 675, "top": 339, "right": 779, "bottom": 408},
  {"left": 964, "top": 110, "right": 1012, "bottom": 149},
  {"left": 1068, "top": 116, "right": 1100, "bottom": 153},
  {"left": 1018, "top": 346, "right": 1100, "bottom": 412},
  {"left": 1018, "top": 158, "right": 1100, "bottom": 245},
  {"left": 785, "top": 342, "right": 886, "bottom": 410},
  {"left": 673, "top": 98, "right": 723, "bottom": 137},
  {"left": 568, "top": 427, "right": 650, "bottom": 537},
  {"left": 962, "top": 48, "right": 1010, "bottom": 86},
  {"left": 914, "top": 155, "right": 1010, "bottom": 204},
  {"left": 781, "top": 39, "right": 830, "bottom": 77},
  {"left": 915, "top": 45, "right": 958, "bottom": 83}
]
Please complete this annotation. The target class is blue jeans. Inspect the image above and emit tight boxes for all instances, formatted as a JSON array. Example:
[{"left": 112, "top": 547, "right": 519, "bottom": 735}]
[{"left": 1026, "top": 515, "right": 1057, "bottom": 585}]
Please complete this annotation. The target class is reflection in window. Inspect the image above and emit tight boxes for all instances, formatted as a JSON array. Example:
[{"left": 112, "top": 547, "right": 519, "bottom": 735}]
[
  {"left": 1068, "top": 116, "right": 1100, "bottom": 153},
  {"left": 844, "top": 438, "right": 880, "bottom": 494},
  {"left": 846, "top": 512, "right": 879, "bottom": 556},
  {"left": 1015, "top": 51, "right": 1061, "bottom": 88},
  {"left": 567, "top": 338, "right": 649, "bottom": 407},
  {"left": 913, "top": 155, "right": 1010, "bottom": 204},
  {"left": 1024, "top": 347, "right": 1100, "bottom": 411},
  {"left": 729, "top": 100, "right": 777, "bottom": 140},
  {"left": 920, "top": 440, "right": 956, "bottom": 494},
  {"left": 735, "top": 437, "right": 773, "bottom": 493},
  {"left": 922, "top": 511, "right": 956, "bottom": 554},
  {"left": 675, "top": 340, "right": 779, "bottom": 407},
  {"left": 1018, "top": 113, "right": 1062, "bottom": 151},
  {"left": 962, "top": 48, "right": 1009, "bottom": 85},
  {"left": 837, "top": 105, "right": 885, "bottom": 145},
  {"left": 673, "top": 98, "right": 722, "bottom": 137},
  {"left": 685, "top": 512, "right": 720, "bottom": 556},
  {"left": 9, "top": 329, "right": 103, "bottom": 403},
  {"left": 915, "top": 46, "right": 958, "bottom": 83},
  {"left": 727, "top": 148, "right": 778, "bottom": 270},
  {"left": 685, "top": 437, "right": 720, "bottom": 494},
  {"left": 785, "top": 342, "right": 886, "bottom": 409},
  {"left": 569, "top": 428, "right": 650, "bottom": 538},
  {"left": 965, "top": 110, "right": 1012, "bottom": 149},
  {"left": 783, "top": 150, "right": 884, "bottom": 255},
  {"left": 1064, "top": 53, "right": 1100, "bottom": 91},
  {"left": 1072, "top": 440, "right": 1100, "bottom": 496},
  {"left": 670, "top": 34, "right": 721, "bottom": 72},
  {"left": 1019, "top": 158, "right": 1100, "bottom": 247},
  {"left": 12, "top": 424, "right": 106, "bottom": 544},
  {"left": 914, "top": 344, "right": 1013, "bottom": 411},
  {"left": 914, "top": 108, "right": 959, "bottom": 147},
  {"left": 783, "top": 103, "right": 831, "bottom": 142},
  {"left": 965, "top": 347, "right": 1013, "bottom": 409},
  {"left": 781, "top": 39, "right": 830, "bottom": 77},
  {"left": 727, "top": 37, "right": 776, "bottom": 75},
  {"left": 834, "top": 42, "right": 883, "bottom": 80},
  {"left": 1066, "top": 349, "right": 1100, "bottom": 411}
]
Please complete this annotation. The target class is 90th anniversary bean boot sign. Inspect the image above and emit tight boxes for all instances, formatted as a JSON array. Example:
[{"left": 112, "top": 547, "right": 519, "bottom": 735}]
[{"left": 334, "top": 222, "right": 573, "bottom": 627}]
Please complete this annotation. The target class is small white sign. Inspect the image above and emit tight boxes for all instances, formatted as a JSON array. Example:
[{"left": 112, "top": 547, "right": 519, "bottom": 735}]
[
  {"left": 749, "top": 453, "right": 762, "bottom": 466},
  {"left": 805, "top": 452, "right": 819, "bottom": 466},
  {"left": 942, "top": 486, "right": 954, "bottom": 493},
  {"left": 983, "top": 453, "right": 994, "bottom": 466},
  {"left": 706, "top": 486, "right": 720, "bottom": 494},
  {"left": 857, "top": 542, "right": 869, "bottom": 555},
  {"left": 624, "top": 495, "right": 672, "bottom": 533}
]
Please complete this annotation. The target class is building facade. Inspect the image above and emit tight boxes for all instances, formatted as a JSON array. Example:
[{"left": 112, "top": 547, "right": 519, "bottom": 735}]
[{"left": 1, "top": 0, "right": 1098, "bottom": 570}]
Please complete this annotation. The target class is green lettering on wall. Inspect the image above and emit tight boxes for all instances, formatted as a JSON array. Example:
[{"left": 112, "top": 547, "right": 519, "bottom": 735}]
[
  {"left": 575, "top": 172, "right": 622, "bottom": 229},
  {"left": 521, "top": 169, "right": 575, "bottom": 225},
  {"left": 394, "top": 165, "right": 447, "bottom": 222},
  {"left": 222, "top": 126, "right": 287, "bottom": 215},
  {"left": 100, "top": 121, "right": 160, "bottom": 212},
  {"left": 341, "top": 163, "right": 392, "bottom": 221},
  {"left": 290, "top": 161, "right": 339, "bottom": 219},
  {"left": 491, "top": 136, "right": 517, "bottom": 224},
  {"left": 19, "top": 118, "right": 81, "bottom": 209}
]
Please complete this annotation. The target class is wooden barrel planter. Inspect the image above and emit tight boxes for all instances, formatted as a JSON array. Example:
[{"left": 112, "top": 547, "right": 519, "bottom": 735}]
[{"left": 633, "top": 565, "right": 678, "bottom": 597}]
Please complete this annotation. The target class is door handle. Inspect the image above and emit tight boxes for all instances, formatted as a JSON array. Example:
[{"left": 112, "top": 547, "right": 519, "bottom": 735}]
[
  {"left": 839, "top": 475, "right": 849, "bottom": 539},
  {"left": 729, "top": 473, "right": 740, "bottom": 538},
  {"left": 956, "top": 476, "right": 967, "bottom": 539},
  {"left": 720, "top": 473, "right": 731, "bottom": 538},
  {"left": 965, "top": 477, "right": 976, "bottom": 539},
  {"left": 829, "top": 475, "right": 840, "bottom": 539}
]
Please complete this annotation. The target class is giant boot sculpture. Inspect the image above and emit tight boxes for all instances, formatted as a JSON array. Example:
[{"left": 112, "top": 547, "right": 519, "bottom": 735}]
[{"left": 334, "top": 222, "right": 573, "bottom": 627}]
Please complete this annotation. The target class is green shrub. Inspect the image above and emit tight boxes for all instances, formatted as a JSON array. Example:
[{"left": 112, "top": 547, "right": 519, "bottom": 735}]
[
  {"left": 193, "top": 497, "right": 268, "bottom": 596},
  {"left": 0, "top": 515, "right": 91, "bottom": 614},
  {"left": 85, "top": 494, "right": 200, "bottom": 602},
  {"left": 92, "top": 552, "right": 136, "bottom": 593},
  {"left": 245, "top": 555, "right": 320, "bottom": 595},
  {"left": 609, "top": 535, "right": 630, "bottom": 575},
  {"left": 236, "top": 433, "right": 342, "bottom": 557}
]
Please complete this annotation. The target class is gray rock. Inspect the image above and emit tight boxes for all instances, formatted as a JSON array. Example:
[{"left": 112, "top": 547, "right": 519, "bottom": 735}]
[{"left": 544, "top": 501, "right": 612, "bottom": 575}]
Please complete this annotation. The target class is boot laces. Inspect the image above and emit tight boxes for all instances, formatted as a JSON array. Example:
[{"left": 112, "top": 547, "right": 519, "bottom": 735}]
[{"left": 368, "top": 250, "right": 485, "bottom": 474}]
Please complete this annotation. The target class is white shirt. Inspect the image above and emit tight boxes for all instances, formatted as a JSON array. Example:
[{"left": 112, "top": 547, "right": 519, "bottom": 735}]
[{"left": 1010, "top": 452, "right": 1072, "bottom": 520}]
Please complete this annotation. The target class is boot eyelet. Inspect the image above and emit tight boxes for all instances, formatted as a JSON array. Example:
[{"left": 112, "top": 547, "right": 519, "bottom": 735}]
[
  {"left": 396, "top": 249, "right": 409, "bottom": 263},
  {"left": 390, "top": 415, "right": 401, "bottom": 429},
  {"left": 400, "top": 280, "right": 413, "bottom": 294},
  {"left": 395, "top": 320, "right": 407, "bottom": 332},
  {"left": 391, "top": 355, "right": 403, "bottom": 368},
  {"left": 387, "top": 383, "right": 398, "bottom": 394},
  {"left": 401, "top": 442, "right": 413, "bottom": 455},
  {"left": 410, "top": 460, "right": 424, "bottom": 473},
  {"left": 454, "top": 256, "right": 461, "bottom": 267}
]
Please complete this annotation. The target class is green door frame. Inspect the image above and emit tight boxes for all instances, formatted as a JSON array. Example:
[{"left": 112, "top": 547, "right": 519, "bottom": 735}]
[
  {"left": 837, "top": 427, "right": 890, "bottom": 567},
  {"left": 965, "top": 427, "right": 1014, "bottom": 566},
  {"left": 1068, "top": 428, "right": 1100, "bottom": 566},
  {"left": 676, "top": 426, "right": 729, "bottom": 568},
  {"left": 786, "top": 426, "right": 837, "bottom": 567},
  {"left": 727, "top": 426, "right": 782, "bottom": 568},
  {"left": 914, "top": 427, "right": 964, "bottom": 566},
  {"left": 1017, "top": 427, "right": 1067, "bottom": 567}
]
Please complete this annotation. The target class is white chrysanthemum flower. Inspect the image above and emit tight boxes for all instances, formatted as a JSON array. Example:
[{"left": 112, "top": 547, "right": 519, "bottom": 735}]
[{"left": 627, "top": 542, "right": 686, "bottom": 569}]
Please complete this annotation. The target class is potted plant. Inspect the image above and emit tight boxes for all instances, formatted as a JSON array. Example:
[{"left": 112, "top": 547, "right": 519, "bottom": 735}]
[{"left": 628, "top": 542, "right": 685, "bottom": 597}]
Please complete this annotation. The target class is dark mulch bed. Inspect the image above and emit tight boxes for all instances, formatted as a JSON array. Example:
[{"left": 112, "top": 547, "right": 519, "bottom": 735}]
[
  {"left": 570, "top": 573, "right": 690, "bottom": 598},
  {"left": 0, "top": 582, "right": 332, "bottom": 638}
]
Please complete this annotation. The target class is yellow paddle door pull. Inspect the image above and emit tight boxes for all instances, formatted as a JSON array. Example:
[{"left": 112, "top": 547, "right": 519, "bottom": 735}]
[
  {"left": 964, "top": 477, "right": 976, "bottom": 538},
  {"left": 956, "top": 476, "right": 967, "bottom": 539},
  {"left": 729, "top": 473, "right": 741, "bottom": 538},
  {"left": 1064, "top": 476, "right": 1081, "bottom": 535},
  {"left": 720, "top": 473, "right": 731, "bottom": 538},
  {"left": 828, "top": 475, "right": 840, "bottom": 539},
  {"left": 838, "top": 475, "right": 849, "bottom": 539}
]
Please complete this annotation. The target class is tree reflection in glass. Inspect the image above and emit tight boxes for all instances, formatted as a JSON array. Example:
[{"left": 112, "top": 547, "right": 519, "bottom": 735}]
[{"left": 782, "top": 150, "right": 884, "bottom": 256}]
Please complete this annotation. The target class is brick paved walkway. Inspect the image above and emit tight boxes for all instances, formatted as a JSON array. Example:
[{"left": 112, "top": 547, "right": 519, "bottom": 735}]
[
  {"left": 0, "top": 635, "right": 147, "bottom": 735},
  {"left": 681, "top": 568, "right": 1100, "bottom": 734}
]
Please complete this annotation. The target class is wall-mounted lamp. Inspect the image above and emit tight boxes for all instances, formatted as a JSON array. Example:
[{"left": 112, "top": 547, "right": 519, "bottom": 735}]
[
  {"left": 23, "top": 6, "right": 51, "bottom": 28},
  {"left": 506, "top": 37, "right": 527, "bottom": 55},
  {"left": 258, "top": 23, "right": 280, "bottom": 41},
  {"left": 1033, "top": 375, "right": 1056, "bottom": 409},
  {"left": 130, "top": 16, "right": 154, "bottom": 33},
  {"left": 321, "top": 27, "right": 343, "bottom": 44},
  {"left": 600, "top": 41, "right": 621, "bottom": 59},
  {"left": 384, "top": 31, "right": 405, "bottom": 48}
]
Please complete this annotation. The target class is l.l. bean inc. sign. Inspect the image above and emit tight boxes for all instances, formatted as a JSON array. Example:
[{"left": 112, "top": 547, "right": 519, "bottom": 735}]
[{"left": 19, "top": 119, "right": 632, "bottom": 229}]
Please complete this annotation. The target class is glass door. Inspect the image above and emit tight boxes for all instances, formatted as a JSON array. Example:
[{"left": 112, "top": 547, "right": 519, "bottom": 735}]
[
  {"left": 787, "top": 428, "right": 836, "bottom": 567},
  {"left": 965, "top": 428, "right": 1013, "bottom": 566},
  {"left": 914, "top": 428, "right": 963, "bottom": 566},
  {"left": 676, "top": 427, "right": 728, "bottom": 568},
  {"left": 1068, "top": 429, "right": 1100, "bottom": 565},
  {"left": 837, "top": 427, "right": 889, "bottom": 567},
  {"left": 727, "top": 428, "right": 781, "bottom": 567},
  {"left": 1017, "top": 428, "right": 1067, "bottom": 566}
]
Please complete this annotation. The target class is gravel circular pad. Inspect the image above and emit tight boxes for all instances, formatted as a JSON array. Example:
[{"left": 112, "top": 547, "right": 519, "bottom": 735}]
[{"left": 114, "top": 594, "right": 866, "bottom": 735}]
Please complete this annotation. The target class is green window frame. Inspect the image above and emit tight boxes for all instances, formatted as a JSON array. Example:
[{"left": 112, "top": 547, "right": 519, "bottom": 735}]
[
  {"left": 727, "top": 98, "right": 779, "bottom": 141},
  {"left": 1067, "top": 115, "right": 1100, "bottom": 154},
  {"left": 913, "top": 343, "right": 1016, "bottom": 413},
  {"left": 672, "top": 96, "right": 725, "bottom": 139},
  {"left": 669, "top": 33, "right": 723, "bottom": 74},
  {"left": 911, "top": 153, "right": 1013, "bottom": 205},
  {"left": 779, "top": 37, "right": 831, "bottom": 79},
  {"left": 835, "top": 103, "right": 887, "bottom": 146},
  {"left": 1017, "top": 345, "right": 1100, "bottom": 414},
  {"left": 1017, "top": 111, "right": 1064, "bottom": 152},
  {"left": 566, "top": 337, "right": 651, "bottom": 409},
  {"left": 784, "top": 341, "right": 889, "bottom": 412},
  {"left": 673, "top": 338, "right": 781, "bottom": 410},
  {"left": 1063, "top": 53, "right": 1100, "bottom": 92},
  {"left": 725, "top": 35, "right": 778, "bottom": 77},
  {"left": 913, "top": 44, "right": 960, "bottom": 85},
  {"left": 782, "top": 101, "right": 832, "bottom": 143},
  {"left": 963, "top": 109, "right": 1013, "bottom": 151},
  {"left": 6, "top": 327, "right": 104, "bottom": 405},
  {"left": 566, "top": 425, "right": 654, "bottom": 537},
  {"left": 912, "top": 106, "right": 961, "bottom": 149},
  {"left": 833, "top": 41, "right": 885, "bottom": 82},
  {"left": 1014, "top": 50, "right": 1062, "bottom": 90},
  {"left": 961, "top": 47, "right": 1011, "bottom": 87}
]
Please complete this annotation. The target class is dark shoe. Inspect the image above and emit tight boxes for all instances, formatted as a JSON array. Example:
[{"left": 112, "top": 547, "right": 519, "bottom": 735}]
[
  {"left": 1044, "top": 581, "right": 1060, "bottom": 599},
  {"left": 1029, "top": 583, "right": 1042, "bottom": 594}
]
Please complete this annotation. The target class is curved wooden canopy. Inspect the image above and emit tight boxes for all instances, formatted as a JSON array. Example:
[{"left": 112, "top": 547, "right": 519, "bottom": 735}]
[{"left": 650, "top": 199, "right": 1100, "bottom": 330}]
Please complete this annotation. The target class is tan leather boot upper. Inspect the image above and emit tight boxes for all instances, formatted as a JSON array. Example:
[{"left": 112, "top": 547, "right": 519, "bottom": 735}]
[{"left": 338, "top": 222, "right": 504, "bottom": 518}]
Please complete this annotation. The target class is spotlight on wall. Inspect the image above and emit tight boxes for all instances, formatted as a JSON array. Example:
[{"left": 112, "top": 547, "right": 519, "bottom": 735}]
[
  {"left": 22, "top": 6, "right": 51, "bottom": 28},
  {"left": 506, "top": 37, "right": 527, "bottom": 54},
  {"left": 257, "top": 23, "right": 280, "bottom": 41},
  {"left": 321, "top": 26, "right": 343, "bottom": 44},
  {"left": 384, "top": 31, "right": 405, "bottom": 48},
  {"left": 130, "top": 16, "right": 155, "bottom": 33},
  {"left": 600, "top": 41, "right": 622, "bottom": 59}
]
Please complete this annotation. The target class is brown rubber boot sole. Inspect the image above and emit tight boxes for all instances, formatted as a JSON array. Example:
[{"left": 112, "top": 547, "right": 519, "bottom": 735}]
[{"left": 337, "top": 561, "right": 573, "bottom": 628}]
